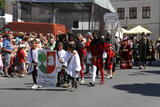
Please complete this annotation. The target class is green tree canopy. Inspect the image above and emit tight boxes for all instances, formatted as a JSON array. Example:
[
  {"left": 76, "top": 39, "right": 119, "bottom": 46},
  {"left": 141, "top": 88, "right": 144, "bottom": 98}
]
[{"left": 0, "top": 0, "right": 5, "bottom": 9}]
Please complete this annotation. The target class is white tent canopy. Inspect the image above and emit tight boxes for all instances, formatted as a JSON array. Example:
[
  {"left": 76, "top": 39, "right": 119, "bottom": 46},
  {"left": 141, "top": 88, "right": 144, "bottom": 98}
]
[
  {"left": 128, "top": 25, "right": 152, "bottom": 34},
  {"left": 95, "top": 0, "right": 115, "bottom": 12},
  {"left": 121, "top": 28, "right": 129, "bottom": 34}
]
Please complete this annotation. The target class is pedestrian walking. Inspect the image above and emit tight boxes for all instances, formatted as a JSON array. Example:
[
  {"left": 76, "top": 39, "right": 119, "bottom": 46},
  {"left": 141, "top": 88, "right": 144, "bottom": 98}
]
[
  {"left": 139, "top": 33, "right": 150, "bottom": 69},
  {"left": 63, "top": 43, "right": 81, "bottom": 91},
  {"left": 105, "top": 31, "right": 119, "bottom": 75},
  {"left": 105, "top": 44, "right": 115, "bottom": 79},
  {"left": 27, "top": 40, "right": 40, "bottom": 89}
]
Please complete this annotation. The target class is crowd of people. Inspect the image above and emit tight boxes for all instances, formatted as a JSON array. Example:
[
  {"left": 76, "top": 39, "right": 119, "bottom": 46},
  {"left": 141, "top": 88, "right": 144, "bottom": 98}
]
[{"left": 0, "top": 30, "right": 159, "bottom": 91}]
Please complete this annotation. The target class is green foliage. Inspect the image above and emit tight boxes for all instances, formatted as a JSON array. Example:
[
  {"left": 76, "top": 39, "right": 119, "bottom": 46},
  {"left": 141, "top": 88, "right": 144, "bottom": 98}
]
[{"left": 0, "top": 0, "right": 5, "bottom": 9}]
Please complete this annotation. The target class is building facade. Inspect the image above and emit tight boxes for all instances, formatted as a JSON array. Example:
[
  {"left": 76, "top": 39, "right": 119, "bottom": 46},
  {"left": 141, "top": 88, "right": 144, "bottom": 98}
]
[
  {"left": 111, "top": 0, "right": 160, "bottom": 40},
  {"left": 16, "top": 0, "right": 115, "bottom": 34},
  {"left": 1, "top": 0, "right": 116, "bottom": 34}
]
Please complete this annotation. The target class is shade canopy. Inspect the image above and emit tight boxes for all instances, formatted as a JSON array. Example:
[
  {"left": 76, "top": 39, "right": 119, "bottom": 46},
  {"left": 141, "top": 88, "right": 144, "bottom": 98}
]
[
  {"left": 121, "top": 28, "right": 129, "bottom": 34},
  {"left": 128, "top": 25, "right": 152, "bottom": 34}
]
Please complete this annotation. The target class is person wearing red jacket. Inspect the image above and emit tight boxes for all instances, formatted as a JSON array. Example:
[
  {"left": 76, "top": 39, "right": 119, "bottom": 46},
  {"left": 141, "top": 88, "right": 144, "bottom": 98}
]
[
  {"left": 105, "top": 44, "right": 115, "bottom": 79},
  {"left": 89, "top": 35, "right": 106, "bottom": 86}
]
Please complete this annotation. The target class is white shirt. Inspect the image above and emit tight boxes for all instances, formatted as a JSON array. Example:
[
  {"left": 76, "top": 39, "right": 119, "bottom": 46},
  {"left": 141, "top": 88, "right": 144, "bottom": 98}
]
[
  {"left": 27, "top": 48, "right": 40, "bottom": 63},
  {"left": 64, "top": 51, "right": 81, "bottom": 78},
  {"left": 56, "top": 49, "right": 66, "bottom": 72}
]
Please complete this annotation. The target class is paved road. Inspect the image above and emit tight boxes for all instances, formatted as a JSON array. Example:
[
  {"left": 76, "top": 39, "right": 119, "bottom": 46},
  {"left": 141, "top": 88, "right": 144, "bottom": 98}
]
[{"left": 0, "top": 61, "right": 160, "bottom": 107}]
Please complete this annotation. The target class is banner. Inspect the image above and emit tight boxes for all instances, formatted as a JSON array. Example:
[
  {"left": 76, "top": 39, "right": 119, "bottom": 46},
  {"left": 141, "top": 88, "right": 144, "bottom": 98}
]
[{"left": 37, "top": 50, "right": 57, "bottom": 87}]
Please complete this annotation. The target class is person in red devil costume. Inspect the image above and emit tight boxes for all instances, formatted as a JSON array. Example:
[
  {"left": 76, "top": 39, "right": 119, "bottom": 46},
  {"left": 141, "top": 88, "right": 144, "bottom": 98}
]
[
  {"left": 105, "top": 43, "right": 115, "bottom": 79},
  {"left": 89, "top": 33, "right": 107, "bottom": 86}
]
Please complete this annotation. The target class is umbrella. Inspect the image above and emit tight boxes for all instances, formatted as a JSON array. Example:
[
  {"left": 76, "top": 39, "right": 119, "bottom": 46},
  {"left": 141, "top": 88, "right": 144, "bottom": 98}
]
[{"left": 128, "top": 25, "right": 152, "bottom": 34}]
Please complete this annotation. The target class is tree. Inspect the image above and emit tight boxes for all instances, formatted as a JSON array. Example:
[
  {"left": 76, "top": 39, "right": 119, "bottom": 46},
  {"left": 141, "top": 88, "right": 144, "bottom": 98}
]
[{"left": 0, "top": 0, "right": 5, "bottom": 16}]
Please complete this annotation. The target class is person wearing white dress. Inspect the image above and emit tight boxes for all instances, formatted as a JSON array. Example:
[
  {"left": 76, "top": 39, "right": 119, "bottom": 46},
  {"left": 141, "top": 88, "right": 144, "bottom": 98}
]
[{"left": 63, "top": 43, "right": 81, "bottom": 91}]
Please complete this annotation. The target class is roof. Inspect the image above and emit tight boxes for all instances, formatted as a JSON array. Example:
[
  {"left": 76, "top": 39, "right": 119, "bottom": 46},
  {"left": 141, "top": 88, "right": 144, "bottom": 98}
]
[
  {"left": 18, "top": 0, "right": 91, "bottom": 2},
  {"left": 17, "top": 0, "right": 115, "bottom": 12}
]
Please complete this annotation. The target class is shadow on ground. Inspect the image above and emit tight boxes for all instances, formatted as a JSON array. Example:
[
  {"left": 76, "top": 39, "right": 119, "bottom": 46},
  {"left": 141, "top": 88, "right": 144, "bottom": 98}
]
[
  {"left": 128, "top": 70, "right": 160, "bottom": 76},
  {"left": 147, "top": 59, "right": 160, "bottom": 67},
  {"left": 0, "top": 87, "right": 69, "bottom": 91},
  {"left": 141, "top": 70, "right": 160, "bottom": 75},
  {"left": 113, "top": 83, "right": 160, "bottom": 97},
  {"left": 0, "top": 88, "right": 31, "bottom": 91}
]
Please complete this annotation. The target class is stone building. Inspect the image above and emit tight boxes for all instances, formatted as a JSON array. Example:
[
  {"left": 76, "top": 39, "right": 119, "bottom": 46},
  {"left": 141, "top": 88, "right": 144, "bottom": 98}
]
[
  {"left": 15, "top": 0, "right": 115, "bottom": 33},
  {"left": 111, "top": 0, "right": 160, "bottom": 40}
]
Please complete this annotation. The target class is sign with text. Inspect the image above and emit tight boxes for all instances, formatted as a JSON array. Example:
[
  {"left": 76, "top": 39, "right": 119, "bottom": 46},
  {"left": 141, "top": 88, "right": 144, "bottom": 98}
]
[
  {"left": 37, "top": 50, "right": 57, "bottom": 87},
  {"left": 104, "top": 12, "right": 119, "bottom": 23}
]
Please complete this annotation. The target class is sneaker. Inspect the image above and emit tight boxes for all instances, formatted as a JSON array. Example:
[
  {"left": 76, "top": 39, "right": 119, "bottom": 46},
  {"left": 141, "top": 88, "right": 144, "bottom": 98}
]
[
  {"left": 139, "top": 66, "right": 144, "bottom": 69},
  {"left": 38, "top": 85, "right": 42, "bottom": 88},
  {"left": 107, "top": 75, "right": 111, "bottom": 79},
  {"left": 99, "top": 81, "right": 104, "bottom": 85},
  {"left": 89, "top": 82, "right": 95, "bottom": 86},
  {"left": 63, "top": 83, "right": 70, "bottom": 88},
  {"left": 19, "top": 74, "right": 25, "bottom": 78},
  {"left": 69, "top": 87, "right": 75, "bottom": 92},
  {"left": 10, "top": 74, "right": 16, "bottom": 78},
  {"left": 75, "top": 81, "right": 79, "bottom": 89},
  {"left": 110, "top": 75, "right": 113, "bottom": 79},
  {"left": 4, "top": 75, "right": 11, "bottom": 78},
  {"left": 80, "top": 79, "right": 84, "bottom": 84},
  {"left": 31, "top": 84, "right": 38, "bottom": 89}
]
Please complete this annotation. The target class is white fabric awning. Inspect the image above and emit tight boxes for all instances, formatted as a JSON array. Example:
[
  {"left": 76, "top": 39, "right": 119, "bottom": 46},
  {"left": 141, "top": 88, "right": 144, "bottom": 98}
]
[
  {"left": 128, "top": 25, "right": 152, "bottom": 34},
  {"left": 95, "top": 0, "right": 115, "bottom": 12},
  {"left": 121, "top": 28, "right": 129, "bottom": 34}
]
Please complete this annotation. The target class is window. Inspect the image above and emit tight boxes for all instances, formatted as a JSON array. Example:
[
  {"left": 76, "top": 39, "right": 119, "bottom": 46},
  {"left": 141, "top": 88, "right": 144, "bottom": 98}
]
[
  {"left": 73, "top": 21, "right": 79, "bottom": 28},
  {"left": 117, "top": 8, "right": 125, "bottom": 19},
  {"left": 142, "top": 7, "right": 151, "bottom": 19},
  {"left": 0, "top": 9, "right": 4, "bottom": 16},
  {"left": 21, "top": 5, "right": 31, "bottom": 14},
  {"left": 40, "top": 8, "right": 46, "bottom": 15},
  {"left": 129, "top": 7, "right": 137, "bottom": 19}
]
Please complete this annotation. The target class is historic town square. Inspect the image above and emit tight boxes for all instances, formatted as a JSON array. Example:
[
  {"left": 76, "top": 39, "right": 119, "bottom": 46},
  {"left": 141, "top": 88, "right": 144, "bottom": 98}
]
[{"left": 0, "top": 0, "right": 160, "bottom": 107}]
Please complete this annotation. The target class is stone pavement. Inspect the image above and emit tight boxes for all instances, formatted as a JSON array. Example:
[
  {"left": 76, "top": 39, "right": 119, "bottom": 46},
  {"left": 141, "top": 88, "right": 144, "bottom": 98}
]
[{"left": 0, "top": 60, "right": 159, "bottom": 107}]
